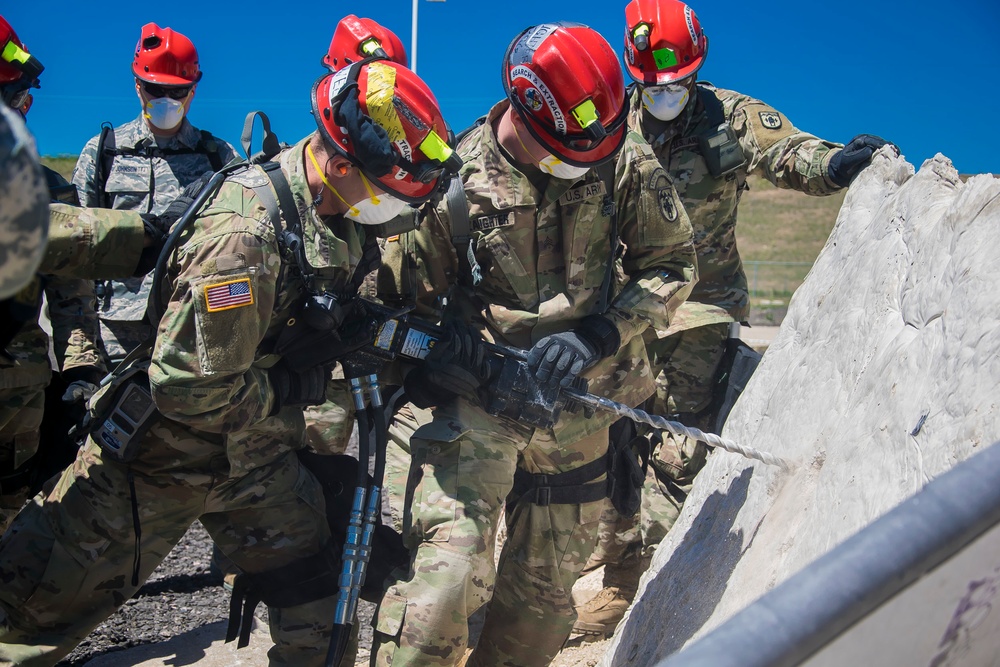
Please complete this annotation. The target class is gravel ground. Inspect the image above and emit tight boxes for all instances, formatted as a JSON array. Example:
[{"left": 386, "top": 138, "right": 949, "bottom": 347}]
[
  {"left": 56, "top": 521, "right": 232, "bottom": 667},
  {"left": 51, "top": 519, "right": 611, "bottom": 667}
]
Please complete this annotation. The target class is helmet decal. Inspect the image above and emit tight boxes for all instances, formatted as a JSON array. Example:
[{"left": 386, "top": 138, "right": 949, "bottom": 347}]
[
  {"left": 684, "top": 6, "right": 699, "bottom": 48},
  {"left": 523, "top": 24, "right": 559, "bottom": 51},
  {"left": 511, "top": 65, "right": 565, "bottom": 135},
  {"left": 523, "top": 88, "right": 544, "bottom": 112}
]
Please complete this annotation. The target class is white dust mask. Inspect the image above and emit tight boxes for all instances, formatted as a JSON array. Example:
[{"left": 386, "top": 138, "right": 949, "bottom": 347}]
[
  {"left": 345, "top": 191, "right": 407, "bottom": 225},
  {"left": 306, "top": 143, "right": 408, "bottom": 225},
  {"left": 144, "top": 97, "right": 186, "bottom": 130},
  {"left": 641, "top": 84, "right": 690, "bottom": 122},
  {"left": 537, "top": 154, "right": 591, "bottom": 180}
]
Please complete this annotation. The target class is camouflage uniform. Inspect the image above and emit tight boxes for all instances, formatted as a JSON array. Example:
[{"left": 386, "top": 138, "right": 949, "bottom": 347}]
[
  {"left": 0, "top": 106, "right": 47, "bottom": 301},
  {"left": 0, "top": 161, "right": 106, "bottom": 534},
  {"left": 578, "top": 82, "right": 848, "bottom": 630},
  {"left": 0, "top": 137, "right": 369, "bottom": 665},
  {"left": 40, "top": 204, "right": 147, "bottom": 279},
  {"left": 371, "top": 100, "right": 696, "bottom": 667},
  {"left": 72, "top": 114, "right": 239, "bottom": 361}
]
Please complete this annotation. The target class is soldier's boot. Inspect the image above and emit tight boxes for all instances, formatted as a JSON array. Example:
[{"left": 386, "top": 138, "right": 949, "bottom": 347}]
[{"left": 572, "top": 550, "right": 651, "bottom": 638}]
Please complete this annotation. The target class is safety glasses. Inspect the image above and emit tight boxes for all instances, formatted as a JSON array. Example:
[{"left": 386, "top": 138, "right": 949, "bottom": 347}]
[
  {"left": 1, "top": 85, "right": 30, "bottom": 111},
  {"left": 142, "top": 82, "right": 192, "bottom": 100}
]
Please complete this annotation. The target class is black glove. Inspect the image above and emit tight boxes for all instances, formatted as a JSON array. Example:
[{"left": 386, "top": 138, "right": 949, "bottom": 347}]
[
  {"left": 274, "top": 298, "right": 379, "bottom": 372},
  {"left": 403, "top": 321, "right": 491, "bottom": 409},
  {"left": 827, "top": 134, "right": 893, "bottom": 187},
  {"left": 134, "top": 195, "right": 196, "bottom": 276},
  {"left": 526, "top": 315, "right": 621, "bottom": 391},
  {"left": 268, "top": 360, "right": 329, "bottom": 412},
  {"left": 60, "top": 365, "right": 105, "bottom": 404}
]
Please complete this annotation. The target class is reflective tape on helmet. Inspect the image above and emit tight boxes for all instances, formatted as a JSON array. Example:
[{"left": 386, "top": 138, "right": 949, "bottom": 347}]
[{"left": 365, "top": 61, "right": 405, "bottom": 143}]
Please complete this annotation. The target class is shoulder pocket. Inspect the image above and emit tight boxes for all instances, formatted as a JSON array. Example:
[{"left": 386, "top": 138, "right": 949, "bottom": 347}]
[
  {"left": 192, "top": 264, "right": 261, "bottom": 373},
  {"left": 636, "top": 160, "right": 690, "bottom": 247}
]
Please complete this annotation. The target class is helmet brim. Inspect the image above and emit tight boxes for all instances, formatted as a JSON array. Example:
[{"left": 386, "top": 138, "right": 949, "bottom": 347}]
[
  {"left": 515, "top": 101, "right": 627, "bottom": 168},
  {"left": 132, "top": 65, "right": 201, "bottom": 86},
  {"left": 625, "top": 39, "right": 708, "bottom": 86}
]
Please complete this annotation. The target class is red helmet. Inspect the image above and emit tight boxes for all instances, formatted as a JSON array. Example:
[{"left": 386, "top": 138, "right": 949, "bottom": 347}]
[
  {"left": 0, "top": 16, "right": 43, "bottom": 108},
  {"left": 624, "top": 0, "right": 708, "bottom": 85},
  {"left": 132, "top": 23, "right": 202, "bottom": 86},
  {"left": 502, "top": 23, "right": 627, "bottom": 167},
  {"left": 324, "top": 15, "right": 408, "bottom": 71},
  {"left": 311, "top": 59, "right": 462, "bottom": 204}
]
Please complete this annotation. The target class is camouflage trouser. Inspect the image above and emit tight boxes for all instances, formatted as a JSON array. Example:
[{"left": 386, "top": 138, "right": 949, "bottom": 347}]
[
  {"left": 371, "top": 398, "right": 608, "bottom": 667},
  {"left": 0, "top": 383, "right": 46, "bottom": 535},
  {"left": 382, "top": 402, "right": 427, "bottom": 534},
  {"left": 590, "top": 323, "right": 727, "bottom": 565},
  {"left": 0, "top": 414, "right": 339, "bottom": 666}
]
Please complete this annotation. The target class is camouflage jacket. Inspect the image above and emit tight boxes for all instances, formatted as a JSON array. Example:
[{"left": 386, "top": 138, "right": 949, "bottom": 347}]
[
  {"left": 379, "top": 101, "right": 696, "bottom": 444},
  {"left": 0, "top": 106, "right": 47, "bottom": 301},
  {"left": 1, "top": 169, "right": 105, "bottom": 390},
  {"left": 72, "top": 114, "right": 240, "bottom": 359},
  {"left": 145, "top": 137, "right": 371, "bottom": 475},
  {"left": 629, "top": 83, "right": 843, "bottom": 332},
  {"left": 41, "top": 204, "right": 146, "bottom": 278}
]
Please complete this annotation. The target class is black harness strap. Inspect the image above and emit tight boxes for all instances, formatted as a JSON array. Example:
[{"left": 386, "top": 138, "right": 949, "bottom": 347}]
[
  {"left": 595, "top": 161, "right": 619, "bottom": 314},
  {"left": 96, "top": 122, "right": 115, "bottom": 208},
  {"left": 95, "top": 124, "right": 225, "bottom": 208},
  {"left": 226, "top": 545, "right": 341, "bottom": 648},
  {"left": 511, "top": 457, "right": 610, "bottom": 507}
]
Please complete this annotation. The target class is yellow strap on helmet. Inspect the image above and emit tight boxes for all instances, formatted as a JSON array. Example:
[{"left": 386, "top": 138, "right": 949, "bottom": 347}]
[{"left": 364, "top": 61, "right": 405, "bottom": 143}]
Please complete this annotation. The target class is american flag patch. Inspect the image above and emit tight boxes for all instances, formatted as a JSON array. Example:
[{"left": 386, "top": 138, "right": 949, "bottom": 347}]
[{"left": 204, "top": 278, "right": 254, "bottom": 312}]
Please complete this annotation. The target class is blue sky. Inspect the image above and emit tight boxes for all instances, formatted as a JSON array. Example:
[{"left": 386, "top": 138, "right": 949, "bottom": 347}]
[{"left": 7, "top": 1, "right": 999, "bottom": 175}]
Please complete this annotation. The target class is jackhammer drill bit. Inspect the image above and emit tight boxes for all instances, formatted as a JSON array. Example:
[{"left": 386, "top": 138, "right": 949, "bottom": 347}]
[{"left": 562, "top": 387, "right": 793, "bottom": 472}]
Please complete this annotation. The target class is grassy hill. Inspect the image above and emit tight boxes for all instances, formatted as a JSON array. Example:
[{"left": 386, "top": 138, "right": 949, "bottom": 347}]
[
  {"left": 737, "top": 175, "right": 846, "bottom": 323},
  {"left": 40, "top": 156, "right": 77, "bottom": 182}
]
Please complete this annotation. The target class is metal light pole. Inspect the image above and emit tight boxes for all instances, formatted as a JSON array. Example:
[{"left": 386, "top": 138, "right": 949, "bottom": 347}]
[{"left": 411, "top": 0, "right": 446, "bottom": 74}]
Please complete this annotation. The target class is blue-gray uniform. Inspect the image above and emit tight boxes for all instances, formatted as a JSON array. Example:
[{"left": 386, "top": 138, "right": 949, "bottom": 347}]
[{"left": 72, "top": 114, "right": 239, "bottom": 360}]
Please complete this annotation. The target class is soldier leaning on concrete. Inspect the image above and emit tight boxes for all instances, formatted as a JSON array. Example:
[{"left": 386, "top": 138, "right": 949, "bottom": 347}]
[
  {"left": 573, "top": 0, "right": 894, "bottom": 637},
  {"left": 371, "top": 23, "right": 696, "bottom": 667},
  {"left": 72, "top": 22, "right": 238, "bottom": 363},
  {"left": 0, "top": 59, "right": 461, "bottom": 666}
]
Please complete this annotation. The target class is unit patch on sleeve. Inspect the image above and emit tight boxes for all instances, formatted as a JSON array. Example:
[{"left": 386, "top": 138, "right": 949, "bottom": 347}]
[
  {"left": 204, "top": 277, "right": 254, "bottom": 312},
  {"left": 758, "top": 111, "right": 783, "bottom": 130},
  {"left": 472, "top": 211, "right": 512, "bottom": 232},
  {"left": 659, "top": 187, "right": 679, "bottom": 221}
]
